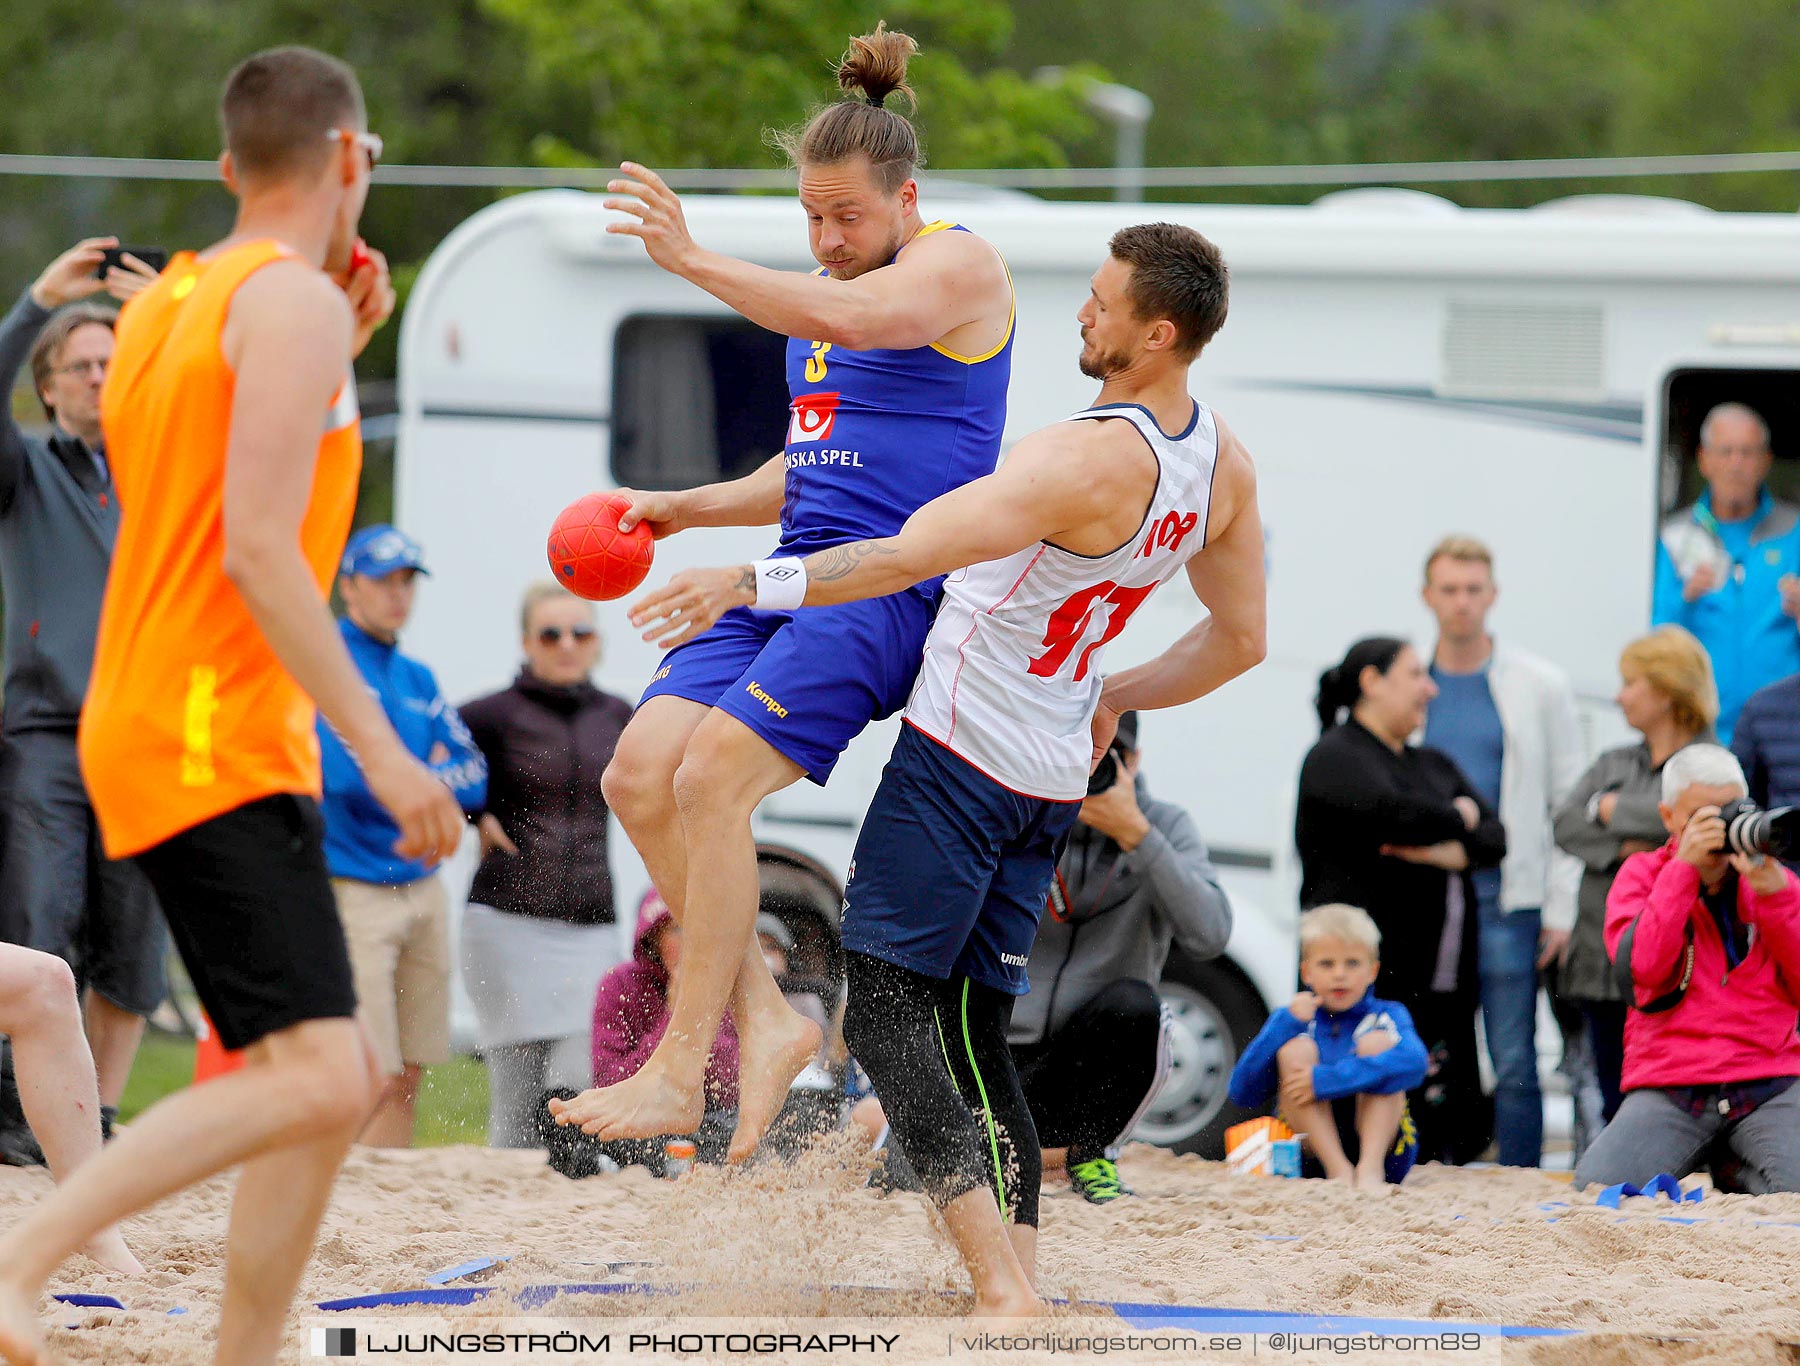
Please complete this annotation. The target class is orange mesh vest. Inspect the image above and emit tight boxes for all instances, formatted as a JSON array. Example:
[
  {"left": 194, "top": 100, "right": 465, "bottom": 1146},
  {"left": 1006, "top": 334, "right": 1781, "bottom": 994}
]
[{"left": 80, "top": 240, "right": 362, "bottom": 858}]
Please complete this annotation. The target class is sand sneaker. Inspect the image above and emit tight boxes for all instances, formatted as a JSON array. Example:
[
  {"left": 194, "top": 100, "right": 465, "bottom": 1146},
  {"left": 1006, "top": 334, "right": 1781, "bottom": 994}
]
[{"left": 1069, "top": 1157, "right": 1130, "bottom": 1204}]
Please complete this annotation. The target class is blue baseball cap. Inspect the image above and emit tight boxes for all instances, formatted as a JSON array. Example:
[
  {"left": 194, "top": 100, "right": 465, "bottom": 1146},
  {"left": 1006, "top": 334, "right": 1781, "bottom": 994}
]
[{"left": 341, "top": 524, "right": 430, "bottom": 579}]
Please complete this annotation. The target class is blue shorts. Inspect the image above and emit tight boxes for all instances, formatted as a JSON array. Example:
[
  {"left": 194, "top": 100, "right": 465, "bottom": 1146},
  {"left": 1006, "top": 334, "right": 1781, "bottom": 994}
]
[
  {"left": 841, "top": 724, "right": 1081, "bottom": 995},
  {"left": 638, "top": 593, "right": 935, "bottom": 784}
]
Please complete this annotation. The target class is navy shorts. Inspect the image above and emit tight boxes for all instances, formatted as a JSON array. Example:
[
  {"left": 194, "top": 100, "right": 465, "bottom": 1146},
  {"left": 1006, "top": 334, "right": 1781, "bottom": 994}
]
[
  {"left": 1299, "top": 1096, "right": 1420, "bottom": 1185},
  {"left": 841, "top": 724, "right": 1081, "bottom": 995},
  {"left": 639, "top": 593, "right": 934, "bottom": 783}
]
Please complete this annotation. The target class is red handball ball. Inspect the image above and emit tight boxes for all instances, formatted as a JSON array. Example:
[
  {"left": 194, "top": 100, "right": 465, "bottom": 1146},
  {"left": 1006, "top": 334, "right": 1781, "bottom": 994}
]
[{"left": 547, "top": 491, "right": 654, "bottom": 601}]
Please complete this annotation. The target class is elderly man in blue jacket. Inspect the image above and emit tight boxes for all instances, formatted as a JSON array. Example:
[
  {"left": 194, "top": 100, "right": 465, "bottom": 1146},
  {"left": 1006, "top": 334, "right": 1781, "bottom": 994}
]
[
  {"left": 319, "top": 525, "right": 487, "bottom": 1147},
  {"left": 1652, "top": 402, "right": 1800, "bottom": 743}
]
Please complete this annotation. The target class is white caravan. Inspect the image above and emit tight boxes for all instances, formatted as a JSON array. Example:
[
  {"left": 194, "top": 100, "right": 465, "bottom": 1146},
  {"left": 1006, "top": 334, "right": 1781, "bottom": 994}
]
[{"left": 395, "top": 186, "right": 1800, "bottom": 1155}]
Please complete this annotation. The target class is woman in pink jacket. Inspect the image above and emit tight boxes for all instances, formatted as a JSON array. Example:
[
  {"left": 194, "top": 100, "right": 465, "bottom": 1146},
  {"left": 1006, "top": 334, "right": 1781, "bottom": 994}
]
[{"left": 1575, "top": 745, "right": 1800, "bottom": 1193}]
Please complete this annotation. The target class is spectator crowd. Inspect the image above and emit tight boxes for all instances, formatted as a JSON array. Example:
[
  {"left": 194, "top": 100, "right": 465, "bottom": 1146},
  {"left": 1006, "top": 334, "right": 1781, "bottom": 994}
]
[{"left": 1, "top": 238, "right": 1798, "bottom": 1198}]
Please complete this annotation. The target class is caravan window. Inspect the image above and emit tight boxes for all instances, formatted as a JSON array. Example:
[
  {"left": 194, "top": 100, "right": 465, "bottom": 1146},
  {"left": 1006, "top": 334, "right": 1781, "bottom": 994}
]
[
  {"left": 611, "top": 315, "right": 789, "bottom": 489},
  {"left": 1658, "top": 368, "right": 1800, "bottom": 515}
]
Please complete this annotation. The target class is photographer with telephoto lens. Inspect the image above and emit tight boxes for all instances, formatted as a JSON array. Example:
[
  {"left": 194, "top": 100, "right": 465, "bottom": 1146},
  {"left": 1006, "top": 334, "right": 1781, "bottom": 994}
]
[{"left": 1574, "top": 745, "right": 1800, "bottom": 1193}]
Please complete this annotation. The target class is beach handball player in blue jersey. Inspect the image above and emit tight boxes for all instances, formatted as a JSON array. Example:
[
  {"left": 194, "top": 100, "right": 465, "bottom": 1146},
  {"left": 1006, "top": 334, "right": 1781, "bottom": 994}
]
[{"left": 548, "top": 24, "right": 1019, "bottom": 1175}]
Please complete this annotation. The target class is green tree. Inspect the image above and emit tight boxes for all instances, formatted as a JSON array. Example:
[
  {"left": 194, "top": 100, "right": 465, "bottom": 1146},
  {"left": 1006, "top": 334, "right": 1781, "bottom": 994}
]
[
  {"left": 1361, "top": 0, "right": 1800, "bottom": 209},
  {"left": 1002, "top": 0, "right": 1345, "bottom": 178},
  {"left": 480, "top": 0, "right": 1095, "bottom": 172}
]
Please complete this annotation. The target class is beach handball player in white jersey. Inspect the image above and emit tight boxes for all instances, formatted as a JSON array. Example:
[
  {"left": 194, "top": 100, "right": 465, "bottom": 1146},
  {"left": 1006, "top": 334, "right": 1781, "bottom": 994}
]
[{"left": 630, "top": 222, "right": 1266, "bottom": 1316}]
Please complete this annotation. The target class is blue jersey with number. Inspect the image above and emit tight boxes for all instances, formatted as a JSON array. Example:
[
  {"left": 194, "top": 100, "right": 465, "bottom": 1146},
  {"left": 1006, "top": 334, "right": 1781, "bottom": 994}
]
[{"left": 775, "top": 221, "right": 1012, "bottom": 597}]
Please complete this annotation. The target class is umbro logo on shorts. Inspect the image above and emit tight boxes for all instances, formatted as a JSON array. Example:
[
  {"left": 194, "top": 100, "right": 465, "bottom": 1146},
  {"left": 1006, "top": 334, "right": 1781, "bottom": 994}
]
[{"left": 1000, "top": 951, "right": 1029, "bottom": 968}]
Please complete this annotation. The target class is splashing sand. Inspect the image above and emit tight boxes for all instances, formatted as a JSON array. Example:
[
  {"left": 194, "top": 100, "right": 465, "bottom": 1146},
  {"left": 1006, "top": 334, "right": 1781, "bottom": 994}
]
[{"left": 8, "top": 1142, "right": 1800, "bottom": 1362}]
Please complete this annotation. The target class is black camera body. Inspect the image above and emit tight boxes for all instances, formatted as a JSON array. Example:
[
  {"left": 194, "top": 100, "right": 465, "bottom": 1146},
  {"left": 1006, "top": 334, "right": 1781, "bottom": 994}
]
[
  {"left": 1718, "top": 798, "right": 1800, "bottom": 860},
  {"left": 1087, "top": 744, "right": 1124, "bottom": 796}
]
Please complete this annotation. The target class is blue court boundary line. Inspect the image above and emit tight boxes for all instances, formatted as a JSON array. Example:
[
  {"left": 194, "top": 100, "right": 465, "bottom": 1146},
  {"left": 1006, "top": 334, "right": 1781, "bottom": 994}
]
[{"left": 312, "top": 1282, "right": 1576, "bottom": 1337}]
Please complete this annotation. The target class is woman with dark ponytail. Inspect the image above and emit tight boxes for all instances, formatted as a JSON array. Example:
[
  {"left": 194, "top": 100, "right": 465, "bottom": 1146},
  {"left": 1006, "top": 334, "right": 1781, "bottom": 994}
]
[{"left": 1295, "top": 637, "right": 1506, "bottom": 1165}]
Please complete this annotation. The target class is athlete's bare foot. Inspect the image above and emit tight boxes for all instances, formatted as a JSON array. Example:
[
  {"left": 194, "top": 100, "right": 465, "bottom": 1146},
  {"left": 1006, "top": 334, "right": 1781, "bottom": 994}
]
[
  {"left": 726, "top": 1007, "right": 824, "bottom": 1163},
  {"left": 972, "top": 1285, "right": 1046, "bottom": 1318},
  {"left": 548, "top": 1067, "right": 705, "bottom": 1142},
  {"left": 79, "top": 1230, "right": 143, "bottom": 1277},
  {"left": 0, "top": 1278, "right": 46, "bottom": 1365}
]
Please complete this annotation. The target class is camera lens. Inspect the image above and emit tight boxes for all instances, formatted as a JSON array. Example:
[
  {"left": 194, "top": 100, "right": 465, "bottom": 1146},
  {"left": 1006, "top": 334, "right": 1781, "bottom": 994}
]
[
  {"left": 1763, "top": 808, "right": 1800, "bottom": 860},
  {"left": 1722, "top": 800, "right": 1800, "bottom": 860}
]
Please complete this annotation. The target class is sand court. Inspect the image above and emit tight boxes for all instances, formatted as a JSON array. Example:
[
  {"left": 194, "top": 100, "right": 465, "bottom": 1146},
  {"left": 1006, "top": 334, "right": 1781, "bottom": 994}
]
[{"left": 7, "top": 1142, "right": 1800, "bottom": 1362}]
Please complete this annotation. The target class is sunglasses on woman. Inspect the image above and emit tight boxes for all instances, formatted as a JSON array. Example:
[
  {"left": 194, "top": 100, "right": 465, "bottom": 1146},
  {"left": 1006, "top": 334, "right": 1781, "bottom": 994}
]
[{"left": 536, "top": 624, "right": 597, "bottom": 645}]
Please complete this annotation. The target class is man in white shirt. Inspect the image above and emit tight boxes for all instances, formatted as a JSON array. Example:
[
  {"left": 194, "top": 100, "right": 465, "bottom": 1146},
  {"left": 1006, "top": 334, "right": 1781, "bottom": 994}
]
[{"left": 1420, "top": 535, "right": 1585, "bottom": 1167}]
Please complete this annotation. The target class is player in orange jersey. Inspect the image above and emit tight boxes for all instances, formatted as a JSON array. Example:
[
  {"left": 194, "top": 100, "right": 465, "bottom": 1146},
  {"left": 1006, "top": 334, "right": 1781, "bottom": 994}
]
[{"left": 0, "top": 47, "right": 462, "bottom": 1366}]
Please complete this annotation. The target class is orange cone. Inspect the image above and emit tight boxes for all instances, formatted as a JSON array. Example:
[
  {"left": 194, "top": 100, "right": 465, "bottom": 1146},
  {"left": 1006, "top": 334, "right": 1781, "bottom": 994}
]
[{"left": 192, "top": 1011, "right": 245, "bottom": 1084}]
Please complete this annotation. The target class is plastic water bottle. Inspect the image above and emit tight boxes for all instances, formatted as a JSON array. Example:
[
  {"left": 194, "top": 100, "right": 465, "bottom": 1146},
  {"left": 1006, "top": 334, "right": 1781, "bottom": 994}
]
[
  {"left": 663, "top": 1138, "right": 696, "bottom": 1179},
  {"left": 1270, "top": 1136, "right": 1304, "bottom": 1178}
]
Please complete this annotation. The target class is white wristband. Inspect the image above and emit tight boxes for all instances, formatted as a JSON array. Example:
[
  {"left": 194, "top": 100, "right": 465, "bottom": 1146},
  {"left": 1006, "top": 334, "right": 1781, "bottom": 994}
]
[{"left": 752, "top": 558, "right": 808, "bottom": 611}]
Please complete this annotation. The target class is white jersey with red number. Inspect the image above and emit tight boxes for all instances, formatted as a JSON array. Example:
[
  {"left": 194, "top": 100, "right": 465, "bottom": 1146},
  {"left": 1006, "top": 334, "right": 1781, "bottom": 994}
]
[{"left": 904, "top": 400, "right": 1220, "bottom": 800}]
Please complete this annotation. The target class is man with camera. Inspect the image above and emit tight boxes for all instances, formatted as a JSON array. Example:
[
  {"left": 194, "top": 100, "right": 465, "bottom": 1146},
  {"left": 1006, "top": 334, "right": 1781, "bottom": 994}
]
[
  {"left": 1574, "top": 744, "right": 1800, "bottom": 1192},
  {"left": 1008, "top": 710, "right": 1234, "bottom": 1203},
  {"left": 0, "top": 239, "right": 162, "bottom": 1165}
]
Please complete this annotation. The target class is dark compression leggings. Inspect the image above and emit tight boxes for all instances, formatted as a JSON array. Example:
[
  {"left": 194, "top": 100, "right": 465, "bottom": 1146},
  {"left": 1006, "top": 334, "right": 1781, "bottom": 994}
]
[{"left": 842, "top": 950, "right": 1041, "bottom": 1228}]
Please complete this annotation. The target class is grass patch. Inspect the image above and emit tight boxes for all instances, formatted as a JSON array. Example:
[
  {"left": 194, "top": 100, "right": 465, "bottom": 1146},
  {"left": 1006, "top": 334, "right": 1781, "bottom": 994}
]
[
  {"left": 117, "top": 1033, "right": 490, "bottom": 1147},
  {"left": 414, "top": 1054, "right": 489, "bottom": 1147},
  {"left": 117, "top": 1032, "right": 194, "bottom": 1124}
]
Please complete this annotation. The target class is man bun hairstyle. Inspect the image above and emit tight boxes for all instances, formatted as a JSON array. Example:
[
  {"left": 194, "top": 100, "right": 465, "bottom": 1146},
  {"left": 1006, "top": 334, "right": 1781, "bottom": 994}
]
[
  {"left": 220, "top": 45, "right": 364, "bottom": 182},
  {"left": 770, "top": 23, "right": 924, "bottom": 194},
  {"left": 1108, "top": 223, "right": 1229, "bottom": 361},
  {"left": 837, "top": 21, "right": 917, "bottom": 110}
]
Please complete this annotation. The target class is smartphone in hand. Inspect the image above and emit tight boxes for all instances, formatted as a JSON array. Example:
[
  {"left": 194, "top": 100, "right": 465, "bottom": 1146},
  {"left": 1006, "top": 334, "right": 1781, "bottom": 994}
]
[{"left": 95, "top": 247, "right": 168, "bottom": 278}]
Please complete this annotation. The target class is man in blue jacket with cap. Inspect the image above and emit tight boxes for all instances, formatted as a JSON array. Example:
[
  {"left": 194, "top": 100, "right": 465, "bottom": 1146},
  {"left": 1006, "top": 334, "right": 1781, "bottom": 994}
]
[{"left": 320, "top": 525, "right": 486, "bottom": 1146}]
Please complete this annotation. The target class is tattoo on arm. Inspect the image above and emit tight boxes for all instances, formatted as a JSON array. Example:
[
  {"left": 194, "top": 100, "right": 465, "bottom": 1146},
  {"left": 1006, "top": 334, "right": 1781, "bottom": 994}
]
[
  {"left": 734, "top": 566, "right": 754, "bottom": 593},
  {"left": 808, "top": 539, "right": 899, "bottom": 583}
]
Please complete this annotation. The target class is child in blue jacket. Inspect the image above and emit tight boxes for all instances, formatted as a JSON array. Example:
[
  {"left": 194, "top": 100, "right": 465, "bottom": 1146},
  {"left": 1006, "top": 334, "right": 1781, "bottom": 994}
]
[{"left": 1229, "top": 903, "right": 1428, "bottom": 1185}]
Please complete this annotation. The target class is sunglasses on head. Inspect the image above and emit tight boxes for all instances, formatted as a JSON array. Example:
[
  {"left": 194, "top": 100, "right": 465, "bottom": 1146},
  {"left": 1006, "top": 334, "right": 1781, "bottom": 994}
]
[{"left": 537, "top": 624, "right": 597, "bottom": 645}]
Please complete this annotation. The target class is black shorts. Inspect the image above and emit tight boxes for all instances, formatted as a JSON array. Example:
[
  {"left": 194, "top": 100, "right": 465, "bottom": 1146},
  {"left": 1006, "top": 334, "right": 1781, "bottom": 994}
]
[{"left": 134, "top": 793, "right": 356, "bottom": 1052}]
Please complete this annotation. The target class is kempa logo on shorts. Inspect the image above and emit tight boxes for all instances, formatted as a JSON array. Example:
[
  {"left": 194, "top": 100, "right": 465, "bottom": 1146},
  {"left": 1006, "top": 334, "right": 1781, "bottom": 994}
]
[
  {"left": 311, "top": 1326, "right": 356, "bottom": 1357},
  {"left": 746, "top": 680, "right": 788, "bottom": 719}
]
